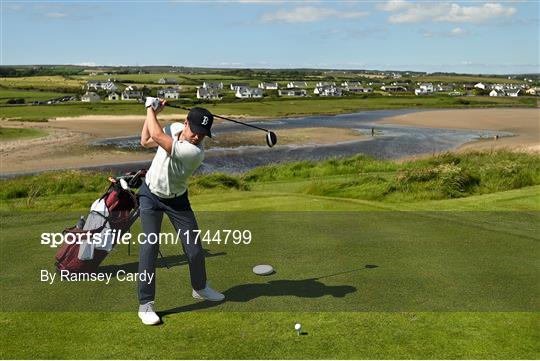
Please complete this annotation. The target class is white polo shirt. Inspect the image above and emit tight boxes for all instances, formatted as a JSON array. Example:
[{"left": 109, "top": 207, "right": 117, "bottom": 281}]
[{"left": 145, "top": 123, "right": 204, "bottom": 198}]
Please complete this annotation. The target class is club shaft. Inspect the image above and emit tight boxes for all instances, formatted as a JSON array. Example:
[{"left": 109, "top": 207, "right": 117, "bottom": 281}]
[{"left": 166, "top": 103, "right": 270, "bottom": 133}]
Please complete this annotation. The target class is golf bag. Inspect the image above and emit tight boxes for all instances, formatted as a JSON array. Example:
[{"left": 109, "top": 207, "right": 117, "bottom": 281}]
[{"left": 54, "top": 170, "right": 146, "bottom": 273}]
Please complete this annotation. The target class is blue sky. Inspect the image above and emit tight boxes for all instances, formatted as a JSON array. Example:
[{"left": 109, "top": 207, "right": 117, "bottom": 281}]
[{"left": 1, "top": 1, "right": 538, "bottom": 74}]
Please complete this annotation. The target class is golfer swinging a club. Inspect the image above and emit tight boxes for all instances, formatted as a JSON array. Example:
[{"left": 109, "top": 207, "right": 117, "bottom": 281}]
[{"left": 137, "top": 97, "right": 224, "bottom": 325}]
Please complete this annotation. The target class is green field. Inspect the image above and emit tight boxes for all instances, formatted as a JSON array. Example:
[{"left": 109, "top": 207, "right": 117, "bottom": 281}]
[
  {"left": 0, "top": 151, "right": 539, "bottom": 359},
  {"left": 0, "top": 126, "right": 48, "bottom": 141},
  {"left": 0, "top": 76, "right": 83, "bottom": 92},
  {"left": 0, "top": 95, "right": 535, "bottom": 121},
  {"left": 0, "top": 89, "right": 69, "bottom": 104}
]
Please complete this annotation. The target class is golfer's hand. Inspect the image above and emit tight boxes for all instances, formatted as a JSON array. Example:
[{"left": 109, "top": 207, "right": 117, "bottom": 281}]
[{"left": 155, "top": 98, "right": 167, "bottom": 114}]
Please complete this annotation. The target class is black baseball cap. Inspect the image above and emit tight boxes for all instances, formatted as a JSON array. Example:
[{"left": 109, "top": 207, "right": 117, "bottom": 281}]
[{"left": 187, "top": 107, "right": 213, "bottom": 138}]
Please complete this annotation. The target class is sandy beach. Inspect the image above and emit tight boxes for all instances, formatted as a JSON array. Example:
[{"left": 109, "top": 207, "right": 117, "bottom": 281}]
[
  {"left": 0, "top": 116, "right": 363, "bottom": 173},
  {"left": 1, "top": 108, "right": 538, "bottom": 174},
  {"left": 378, "top": 108, "right": 539, "bottom": 153}
]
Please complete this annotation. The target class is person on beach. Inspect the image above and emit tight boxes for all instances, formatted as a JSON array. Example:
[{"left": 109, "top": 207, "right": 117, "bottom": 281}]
[{"left": 137, "top": 97, "right": 224, "bottom": 325}]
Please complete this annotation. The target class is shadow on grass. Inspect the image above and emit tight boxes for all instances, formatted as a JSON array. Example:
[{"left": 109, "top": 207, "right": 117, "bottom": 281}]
[
  {"left": 159, "top": 278, "right": 357, "bottom": 317},
  {"left": 98, "top": 249, "right": 227, "bottom": 274}
]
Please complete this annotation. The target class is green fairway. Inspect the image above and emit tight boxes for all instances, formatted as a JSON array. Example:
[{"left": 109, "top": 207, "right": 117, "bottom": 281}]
[
  {"left": 0, "top": 126, "right": 48, "bottom": 141},
  {"left": 0, "top": 152, "right": 539, "bottom": 359}
]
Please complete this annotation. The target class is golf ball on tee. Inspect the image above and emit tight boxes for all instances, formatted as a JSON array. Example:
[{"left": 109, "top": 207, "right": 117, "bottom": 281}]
[{"left": 295, "top": 323, "right": 301, "bottom": 332}]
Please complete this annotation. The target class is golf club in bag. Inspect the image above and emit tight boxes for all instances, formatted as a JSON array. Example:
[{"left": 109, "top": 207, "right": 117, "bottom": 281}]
[
  {"left": 146, "top": 98, "right": 278, "bottom": 148},
  {"left": 54, "top": 169, "right": 170, "bottom": 273}
]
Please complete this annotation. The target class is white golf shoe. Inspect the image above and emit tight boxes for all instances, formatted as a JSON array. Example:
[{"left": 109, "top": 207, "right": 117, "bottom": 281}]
[
  {"left": 138, "top": 301, "right": 161, "bottom": 325},
  {"left": 192, "top": 283, "right": 225, "bottom": 302}
]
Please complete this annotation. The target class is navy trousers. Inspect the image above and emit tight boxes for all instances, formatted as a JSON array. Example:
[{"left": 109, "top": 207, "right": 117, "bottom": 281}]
[{"left": 137, "top": 182, "right": 207, "bottom": 304}]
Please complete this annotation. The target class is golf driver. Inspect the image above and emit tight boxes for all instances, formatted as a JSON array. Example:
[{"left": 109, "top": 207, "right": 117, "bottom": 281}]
[{"left": 164, "top": 102, "right": 278, "bottom": 148}]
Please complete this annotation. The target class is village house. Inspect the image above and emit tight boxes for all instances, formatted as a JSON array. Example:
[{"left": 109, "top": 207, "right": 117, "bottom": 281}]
[
  {"left": 279, "top": 88, "right": 307, "bottom": 97},
  {"left": 474, "top": 82, "right": 486, "bottom": 90},
  {"left": 314, "top": 85, "right": 342, "bottom": 97},
  {"left": 121, "top": 91, "right": 143, "bottom": 100},
  {"left": 341, "top": 81, "right": 362, "bottom": 90},
  {"left": 258, "top": 82, "right": 279, "bottom": 90},
  {"left": 107, "top": 92, "right": 120, "bottom": 101},
  {"left": 506, "top": 89, "right": 521, "bottom": 97},
  {"left": 202, "top": 82, "right": 223, "bottom": 90},
  {"left": 525, "top": 87, "right": 540, "bottom": 95},
  {"left": 381, "top": 85, "right": 408, "bottom": 93},
  {"left": 157, "top": 88, "right": 180, "bottom": 99},
  {"left": 230, "top": 83, "right": 250, "bottom": 91},
  {"left": 489, "top": 89, "right": 505, "bottom": 97},
  {"left": 86, "top": 80, "right": 117, "bottom": 92},
  {"left": 287, "top": 81, "right": 308, "bottom": 88},
  {"left": 157, "top": 78, "right": 178, "bottom": 85},
  {"left": 197, "top": 87, "right": 221, "bottom": 100},
  {"left": 235, "top": 86, "right": 264, "bottom": 99},
  {"left": 81, "top": 92, "right": 100, "bottom": 102},
  {"left": 315, "top": 81, "right": 336, "bottom": 87},
  {"left": 415, "top": 83, "right": 433, "bottom": 95}
]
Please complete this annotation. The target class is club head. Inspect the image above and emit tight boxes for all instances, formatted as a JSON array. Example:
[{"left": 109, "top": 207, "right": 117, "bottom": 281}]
[{"left": 266, "top": 131, "right": 277, "bottom": 148}]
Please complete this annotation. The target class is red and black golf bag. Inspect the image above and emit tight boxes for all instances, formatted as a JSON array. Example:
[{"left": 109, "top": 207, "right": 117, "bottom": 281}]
[{"left": 54, "top": 170, "right": 146, "bottom": 273}]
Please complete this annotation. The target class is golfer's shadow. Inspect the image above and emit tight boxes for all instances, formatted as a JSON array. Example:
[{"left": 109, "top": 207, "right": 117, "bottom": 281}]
[
  {"left": 159, "top": 278, "right": 356, "bottom": 316},
  {"left": 98, "top": 249, "right": 226, "bottom": 274}
]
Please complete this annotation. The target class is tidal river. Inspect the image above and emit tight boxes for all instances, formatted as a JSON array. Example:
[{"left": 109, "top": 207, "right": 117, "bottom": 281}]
[{"left": 90, "top": 109, "right": 507, "bottom": 175}]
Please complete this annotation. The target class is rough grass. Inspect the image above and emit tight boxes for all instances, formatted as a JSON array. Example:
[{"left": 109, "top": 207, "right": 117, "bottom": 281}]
[
  {"left": 2, "top": 151, "right": 538, "bottom": 207},
  {"left": 0, "top": 127, "right": 48, "bottom": 141}
]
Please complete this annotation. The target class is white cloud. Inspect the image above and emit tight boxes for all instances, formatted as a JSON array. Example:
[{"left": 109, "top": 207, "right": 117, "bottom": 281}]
[
  {"left": 381, "top": 1, "right": 517, "bottom": 24},
  {"left": 261, "top": 6, "right": 368, "bottom": 23},
  {"left": 421, "top": 27, "right": 468, "bottom": 38},
  {"left": 73, "top": 62, "right": 97, "bottom": 67},
  {"left": 45, "top": 12, "right": 68, "bottom": 18},
  {"left": 449, "top": 27, "right": 465, "bottom": 36}
]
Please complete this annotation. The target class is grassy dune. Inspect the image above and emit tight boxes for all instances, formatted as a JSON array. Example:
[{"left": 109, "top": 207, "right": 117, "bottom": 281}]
[{"left": 0, "top": 151, "right": 539, "bottom": 359}]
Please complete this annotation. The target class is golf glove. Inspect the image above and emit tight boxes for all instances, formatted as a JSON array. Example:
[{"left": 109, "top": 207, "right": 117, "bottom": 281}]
[{"left": 145, "top": 97, "right": 161, "bottom": 111}]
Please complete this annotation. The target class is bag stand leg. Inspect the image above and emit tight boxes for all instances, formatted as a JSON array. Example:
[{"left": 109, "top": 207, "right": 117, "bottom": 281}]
[{"left": 158, "top": 250, "right": 170, "bottom": 269}]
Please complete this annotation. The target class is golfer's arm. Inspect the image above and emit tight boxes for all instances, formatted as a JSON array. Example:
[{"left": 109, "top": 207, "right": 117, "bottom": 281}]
[
  {"left": 146, "top": 108, "right": 173, "bottom": 154},
  {"left": 140, "top": 117, "right": 158, "bottom": 148}
]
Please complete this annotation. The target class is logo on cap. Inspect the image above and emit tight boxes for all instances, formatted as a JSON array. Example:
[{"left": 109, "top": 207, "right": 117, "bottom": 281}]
[{"left": 202, "top": 116, "right": 209, "bottom": 126}]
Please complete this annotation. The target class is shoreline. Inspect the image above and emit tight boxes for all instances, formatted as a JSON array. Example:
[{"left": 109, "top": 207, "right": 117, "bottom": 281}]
[{"left": 1, "top": 107, "right": 538, "bottom": 177}]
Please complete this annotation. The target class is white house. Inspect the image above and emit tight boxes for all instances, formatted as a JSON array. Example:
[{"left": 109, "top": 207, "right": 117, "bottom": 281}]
[
  {"left": 287, "top": 81, "right": 308, "bottom": 88},
  {"left": 381, "top": 85, "right": 408, "bottom": 92},
  {"left": 348, "top": 86, "right": 372, "bottom": 93},
  {"left": 235, "top": 86, "right": 264, "bottom": 99},
  {"left": 489, "top": 89, "right": 505, "bottom": 97},
  {"left": 86, "top": 80, "right": 117, "bottom": 92},
  {"left": 157, "top": 88, "right": 180, "bottom": 99},
  {"left": 81, "top": 92, "right": 100, "bottom": 102},
  {"left": 419, "top": 83, "right": 433, "bottom": 92},
  {"left": 314, "top": 86, "right": 342, "bottom": 97},
  {"left": 157, "top": 78, "right": 178, "bottom": 85},
  {"left": 197, "top": 87, "right": 221, "bottom": 100},
  {"left": 202, "top": 82, "right": 223, "bottom": 90},
  {"left": 525, "top": 87, "right": 540, "bottom": 95},
  {"left": 258, "top": 82, "right": 278, "bottom": 90},
  {"left": 341, "top": 81, "right": 362, "bottom": 90},
  {"left": 474, "top": 82, "right": 486, "bottom": 90},
  {"left": 230, "top": 83, "right": 249, "bottom": 91},
  {"left": 279, "top": 88, "right": 307, "bottom": 97},
  {"left": 506, "top": 89, "right": 521, "bottom": 97},
  {"left": 315, "top": 81, "right": 336, "bottom": 87},
  {"left": 107, "top": 92, "right": 120, "bottom": 101},
  {"left": 121, "top": 91, "right": 143, "bottom": 100}
]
